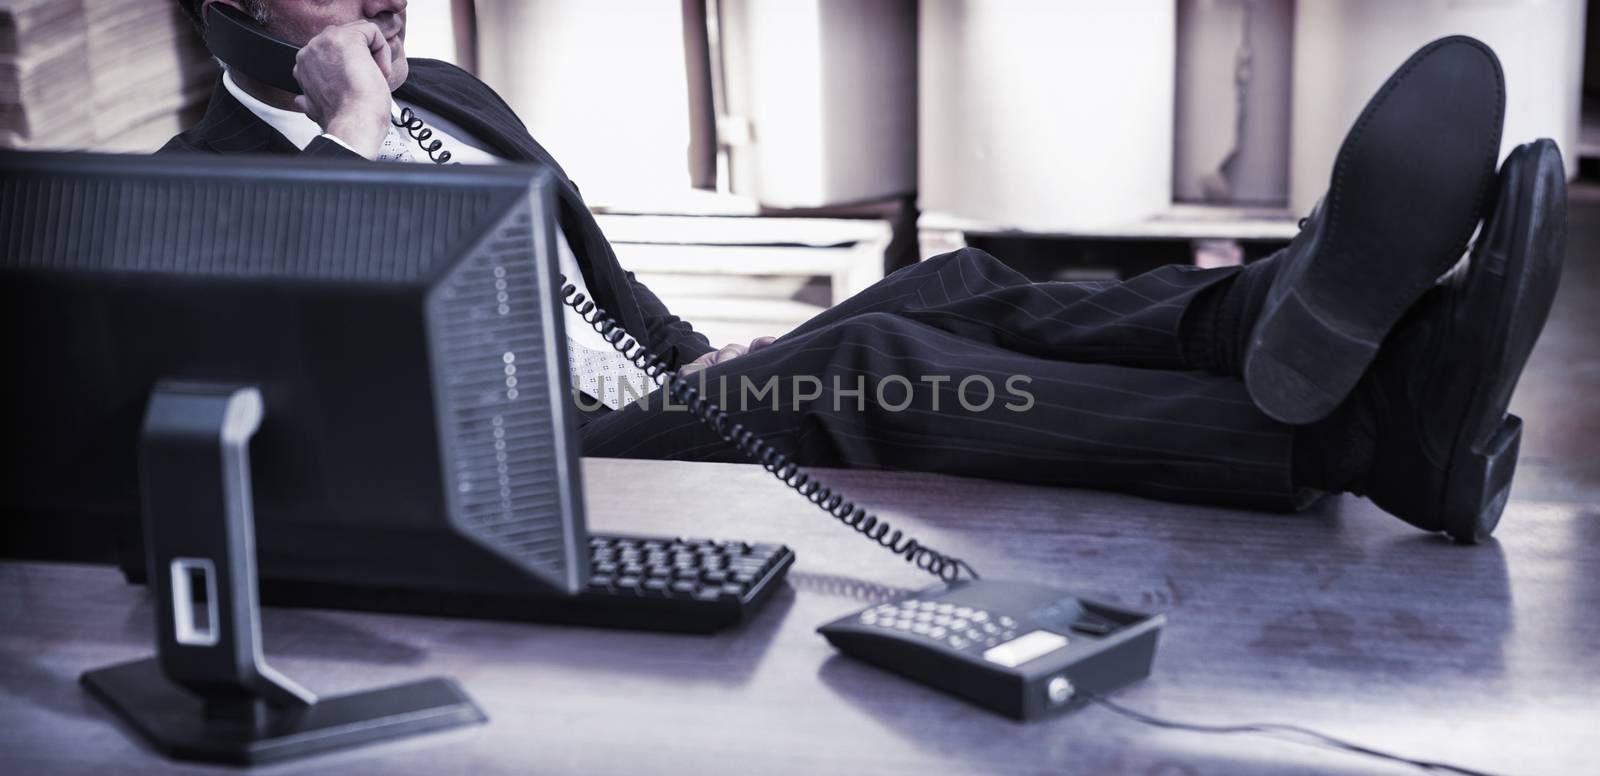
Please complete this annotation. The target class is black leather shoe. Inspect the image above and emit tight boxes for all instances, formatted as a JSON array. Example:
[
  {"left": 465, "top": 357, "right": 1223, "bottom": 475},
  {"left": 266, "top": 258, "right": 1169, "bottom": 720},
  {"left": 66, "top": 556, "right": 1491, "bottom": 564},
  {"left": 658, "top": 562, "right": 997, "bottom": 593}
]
[
  {"left": 1245, "top": 35, "right": 1505, "bottom": 425},
  {"left": 1354, "top": 139, "right": 1566, "bottom": 542}
]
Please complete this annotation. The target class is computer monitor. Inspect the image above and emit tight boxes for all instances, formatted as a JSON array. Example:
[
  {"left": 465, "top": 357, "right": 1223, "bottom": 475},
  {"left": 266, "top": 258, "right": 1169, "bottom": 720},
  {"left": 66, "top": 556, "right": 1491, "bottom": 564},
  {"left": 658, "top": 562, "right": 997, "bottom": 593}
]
[{"left": 0, "top": 150, "right": 588, "bottom": 599}]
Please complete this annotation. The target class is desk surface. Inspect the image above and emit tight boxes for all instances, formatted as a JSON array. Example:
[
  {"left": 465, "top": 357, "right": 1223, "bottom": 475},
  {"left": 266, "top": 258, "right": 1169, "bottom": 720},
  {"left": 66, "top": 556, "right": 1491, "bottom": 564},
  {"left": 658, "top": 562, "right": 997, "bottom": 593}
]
[{"left": 2, "top": 457, "right": 1596, "bottom": 776}]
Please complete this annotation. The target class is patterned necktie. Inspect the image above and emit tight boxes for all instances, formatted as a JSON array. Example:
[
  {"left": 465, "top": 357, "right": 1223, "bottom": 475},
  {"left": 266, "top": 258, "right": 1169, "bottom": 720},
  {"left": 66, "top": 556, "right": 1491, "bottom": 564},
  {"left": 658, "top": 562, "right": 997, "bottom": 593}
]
[
  {"left": 566, "top": 338, "right": 658, "bottom": 410},
  {"left": 376, "top": 122, "right": 418, "bottom": 163}
]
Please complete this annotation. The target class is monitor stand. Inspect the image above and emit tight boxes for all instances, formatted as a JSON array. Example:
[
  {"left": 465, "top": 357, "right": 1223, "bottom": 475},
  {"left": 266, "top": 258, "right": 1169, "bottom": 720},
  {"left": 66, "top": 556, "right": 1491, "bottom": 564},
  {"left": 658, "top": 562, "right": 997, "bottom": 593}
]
[{"left": 81, "top": 382, "right": 486, "bottom": 765}]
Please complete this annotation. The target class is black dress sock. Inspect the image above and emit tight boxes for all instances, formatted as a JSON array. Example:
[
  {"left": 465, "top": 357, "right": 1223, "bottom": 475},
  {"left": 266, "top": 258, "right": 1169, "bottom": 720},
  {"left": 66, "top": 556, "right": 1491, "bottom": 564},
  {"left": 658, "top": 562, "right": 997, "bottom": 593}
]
[
  {"left": 1180, "top": 253, "right": 1281, "bottom": 376},
  {"left": 1290, "top": 383, "right": 1378, "bottom": 493}
]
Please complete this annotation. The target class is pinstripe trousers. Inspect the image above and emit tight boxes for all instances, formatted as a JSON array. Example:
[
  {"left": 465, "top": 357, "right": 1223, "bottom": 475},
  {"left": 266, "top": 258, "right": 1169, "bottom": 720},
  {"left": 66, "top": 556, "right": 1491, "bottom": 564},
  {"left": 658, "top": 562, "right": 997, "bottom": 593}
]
[{"left": 579, "top": 248, "right": 1306, "bottom": 511}]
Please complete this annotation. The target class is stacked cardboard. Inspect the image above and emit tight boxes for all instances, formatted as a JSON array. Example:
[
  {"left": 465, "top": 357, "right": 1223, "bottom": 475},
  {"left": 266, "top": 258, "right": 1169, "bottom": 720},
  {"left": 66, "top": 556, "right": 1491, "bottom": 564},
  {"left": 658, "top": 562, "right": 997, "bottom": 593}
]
[{"left": 1, "top": 0, "right": 217, "bottom": 152}]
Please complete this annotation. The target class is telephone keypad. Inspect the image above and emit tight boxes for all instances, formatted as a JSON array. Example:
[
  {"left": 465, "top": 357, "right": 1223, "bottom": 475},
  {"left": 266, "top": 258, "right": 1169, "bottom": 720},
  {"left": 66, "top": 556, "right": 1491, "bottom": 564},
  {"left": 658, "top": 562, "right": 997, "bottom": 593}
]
[{"left": 859, "top": 598, "right": 1020, "bottom": 652}]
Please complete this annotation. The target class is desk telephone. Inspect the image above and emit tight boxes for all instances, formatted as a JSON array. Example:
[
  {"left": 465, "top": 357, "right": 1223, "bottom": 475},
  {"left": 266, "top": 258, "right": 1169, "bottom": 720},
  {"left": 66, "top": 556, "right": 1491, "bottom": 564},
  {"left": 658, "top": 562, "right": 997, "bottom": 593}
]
[{"left": 203, "top": 3, "right": 1160, "bottom": 719}]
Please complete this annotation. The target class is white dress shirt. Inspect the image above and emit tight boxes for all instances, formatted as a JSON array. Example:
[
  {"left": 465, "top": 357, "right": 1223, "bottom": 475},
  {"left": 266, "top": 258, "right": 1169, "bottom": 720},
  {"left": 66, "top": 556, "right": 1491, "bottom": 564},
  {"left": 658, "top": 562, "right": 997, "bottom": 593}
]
[{"left": 222, "top": 71, "right": 657, "bottom": 409}]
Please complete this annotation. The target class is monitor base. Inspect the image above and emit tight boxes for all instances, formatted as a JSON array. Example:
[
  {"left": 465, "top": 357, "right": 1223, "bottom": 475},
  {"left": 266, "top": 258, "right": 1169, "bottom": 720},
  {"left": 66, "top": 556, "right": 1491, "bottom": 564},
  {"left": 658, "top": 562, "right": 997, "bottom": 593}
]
[{"left": 82, "top": 658, "right": 484, "bottom": 765}]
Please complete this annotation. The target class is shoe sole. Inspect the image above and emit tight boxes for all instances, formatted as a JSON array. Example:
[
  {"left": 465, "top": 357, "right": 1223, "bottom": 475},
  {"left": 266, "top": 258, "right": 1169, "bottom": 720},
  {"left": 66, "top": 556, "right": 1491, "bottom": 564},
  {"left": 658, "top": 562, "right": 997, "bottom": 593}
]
[
  {"left": 1439, "top": 139, "right": 1566, "bottom": 543},
  {"left": 1245, "top": 36, "right": 1505, "bottom": 425}
]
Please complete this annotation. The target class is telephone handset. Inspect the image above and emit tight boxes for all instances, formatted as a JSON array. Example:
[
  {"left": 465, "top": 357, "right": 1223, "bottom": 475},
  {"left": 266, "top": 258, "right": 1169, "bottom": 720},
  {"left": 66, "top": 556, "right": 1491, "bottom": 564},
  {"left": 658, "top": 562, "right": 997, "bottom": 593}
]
[
  {"left": 204, "top": 4, "right": 304, "bottom": 94},
  {"left": 203, "top": 4, "right": 453, "bottom": 163}
]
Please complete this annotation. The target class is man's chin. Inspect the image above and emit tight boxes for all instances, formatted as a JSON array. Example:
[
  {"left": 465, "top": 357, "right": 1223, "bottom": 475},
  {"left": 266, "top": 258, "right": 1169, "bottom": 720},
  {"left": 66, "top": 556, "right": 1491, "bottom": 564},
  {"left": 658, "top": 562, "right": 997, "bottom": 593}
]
[{"left": 387, "top": 56, "right": 410, "bottom": 91}]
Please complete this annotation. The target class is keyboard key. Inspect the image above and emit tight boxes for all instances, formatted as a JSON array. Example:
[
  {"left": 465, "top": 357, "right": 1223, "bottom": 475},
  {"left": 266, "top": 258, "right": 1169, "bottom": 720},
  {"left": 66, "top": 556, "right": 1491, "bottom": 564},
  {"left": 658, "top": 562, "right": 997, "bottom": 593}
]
[
  {"left": 586, "top": 574, "right": 613, "bottom": 589},
  {"left": 720, "top": 582, "right": 745, "bottom": 597},
  {"left": 695, "top": 587, "right": 722, "bottom": 602},
  {"left": 670, "top": 580, "right": 697, "bottom": 595},
  {"left": 702, "top": 570, "right": 728, "bottom": 584},
  {"left": 616, "top": 576, "right": 640, "bottom": 589},
  {"left": 643, "top": 579, "right": 669, "bottom": 595}
]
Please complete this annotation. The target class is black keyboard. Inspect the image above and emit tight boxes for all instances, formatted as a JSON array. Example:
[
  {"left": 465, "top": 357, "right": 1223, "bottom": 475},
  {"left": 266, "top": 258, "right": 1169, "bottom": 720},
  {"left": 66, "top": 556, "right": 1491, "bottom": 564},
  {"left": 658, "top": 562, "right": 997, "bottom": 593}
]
[
  {"left": 572, "top": 533, "right": 795, "bottom": 633},
  {"left": 217, "top": 533, "right": 794, "bottom": 634},
  {"left": 125, "top": 533, "right": 794, "bottom": 634}
]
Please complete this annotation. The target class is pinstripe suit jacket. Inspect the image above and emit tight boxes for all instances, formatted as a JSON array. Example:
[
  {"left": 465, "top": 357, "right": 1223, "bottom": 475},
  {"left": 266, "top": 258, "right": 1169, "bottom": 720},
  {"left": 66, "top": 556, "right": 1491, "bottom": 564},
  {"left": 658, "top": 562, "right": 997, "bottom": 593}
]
[{"left": 158, "top": 59, "right": 716, "bottom": 380}]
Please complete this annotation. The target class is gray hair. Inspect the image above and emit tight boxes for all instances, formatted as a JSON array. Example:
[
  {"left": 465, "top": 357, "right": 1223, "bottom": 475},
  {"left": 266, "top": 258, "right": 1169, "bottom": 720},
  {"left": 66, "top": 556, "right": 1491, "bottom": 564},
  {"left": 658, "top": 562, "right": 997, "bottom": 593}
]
[{"left": 178, "top": 1, "right": 272, "bottom": 33}]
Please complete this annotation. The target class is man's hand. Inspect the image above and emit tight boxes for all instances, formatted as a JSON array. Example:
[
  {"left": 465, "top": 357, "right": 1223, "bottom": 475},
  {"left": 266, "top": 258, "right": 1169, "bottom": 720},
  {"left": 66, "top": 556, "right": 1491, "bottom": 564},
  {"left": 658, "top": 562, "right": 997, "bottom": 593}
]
[
  {"left": 679, "top": 336, "right": 777, "bottom": 376},
  {"left": 291, "top": 21, "right": 395, "bottom": 159}
]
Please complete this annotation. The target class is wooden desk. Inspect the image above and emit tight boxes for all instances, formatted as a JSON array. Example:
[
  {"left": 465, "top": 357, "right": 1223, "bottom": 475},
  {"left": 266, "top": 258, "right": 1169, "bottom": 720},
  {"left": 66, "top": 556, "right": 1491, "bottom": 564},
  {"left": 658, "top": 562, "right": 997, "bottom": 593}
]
[{"left": 1, "top": 458, "right": 1594, "bottom": 775}]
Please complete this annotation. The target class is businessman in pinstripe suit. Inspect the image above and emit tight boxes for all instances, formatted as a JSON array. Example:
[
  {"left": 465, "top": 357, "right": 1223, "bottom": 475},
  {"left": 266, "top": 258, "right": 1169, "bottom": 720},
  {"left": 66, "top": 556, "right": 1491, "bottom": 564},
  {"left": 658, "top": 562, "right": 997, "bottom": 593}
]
[{"left": 174, "top": 2, "right": 1563, "bottom": 542}]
